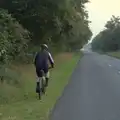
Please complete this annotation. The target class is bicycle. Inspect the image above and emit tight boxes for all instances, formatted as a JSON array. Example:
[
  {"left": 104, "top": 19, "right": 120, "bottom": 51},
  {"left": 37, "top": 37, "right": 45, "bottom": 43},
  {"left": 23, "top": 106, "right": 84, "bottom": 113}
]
[{"left": 36, "top": 67, "right": 52, "bottom": 100}]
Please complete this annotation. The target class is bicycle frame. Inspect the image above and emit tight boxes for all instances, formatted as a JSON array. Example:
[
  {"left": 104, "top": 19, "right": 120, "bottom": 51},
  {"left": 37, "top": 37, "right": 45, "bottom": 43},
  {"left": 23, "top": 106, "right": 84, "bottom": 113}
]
[{"left": 37, "top": 67, "right": 53, "bottom": 100}]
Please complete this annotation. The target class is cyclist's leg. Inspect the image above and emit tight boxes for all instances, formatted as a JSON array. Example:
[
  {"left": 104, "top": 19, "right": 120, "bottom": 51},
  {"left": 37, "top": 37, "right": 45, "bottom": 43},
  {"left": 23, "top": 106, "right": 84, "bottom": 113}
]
[
  {"left": 36, "top": 68, "right": 42, "bottom": 93},
  {"left": 44, "top": 69, "right": 50, "bottom": 87}
]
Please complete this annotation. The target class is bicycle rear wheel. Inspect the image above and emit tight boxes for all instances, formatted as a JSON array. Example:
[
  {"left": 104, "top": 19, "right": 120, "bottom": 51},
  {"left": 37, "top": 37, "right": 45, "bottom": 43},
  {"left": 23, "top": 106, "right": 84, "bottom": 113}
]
[
  {"left": 41, "top": 77, "right": 46, "bottom": 94},
  {"left": 38, "top": 92, "right": 41, "bottom": 100},
  {"left": 38, "top": 76, "right": 45, "bottom": 99},
  {"left": 36, "top": 82, "right": 41, "bottom": 100}
]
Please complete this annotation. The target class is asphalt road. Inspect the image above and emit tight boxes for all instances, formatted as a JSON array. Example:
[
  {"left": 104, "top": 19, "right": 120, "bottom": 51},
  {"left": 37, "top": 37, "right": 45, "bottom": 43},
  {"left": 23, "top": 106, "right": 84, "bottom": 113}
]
[{"left": 50, "top": 51, "right": 120, "bottom": 120}]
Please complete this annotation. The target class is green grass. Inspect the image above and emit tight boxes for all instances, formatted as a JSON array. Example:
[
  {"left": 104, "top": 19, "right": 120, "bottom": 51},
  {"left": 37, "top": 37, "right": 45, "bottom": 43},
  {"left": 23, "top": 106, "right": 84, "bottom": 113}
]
[
  {"left": 0, "top": 53, "right": 81, "bottom": 120},
  {"left": 107, "top": 51, "right": 120, "bottom": 59}
]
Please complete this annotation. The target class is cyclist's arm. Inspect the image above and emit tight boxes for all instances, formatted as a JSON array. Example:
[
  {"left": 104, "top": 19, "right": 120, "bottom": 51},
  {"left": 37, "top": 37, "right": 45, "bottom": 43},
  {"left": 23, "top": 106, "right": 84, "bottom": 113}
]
[{"left": 48, "top": 52, "right": 54, "bottom": 68}]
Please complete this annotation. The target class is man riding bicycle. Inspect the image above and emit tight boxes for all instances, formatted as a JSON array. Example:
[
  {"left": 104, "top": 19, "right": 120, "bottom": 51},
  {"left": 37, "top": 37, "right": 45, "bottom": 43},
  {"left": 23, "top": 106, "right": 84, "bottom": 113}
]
[{"left": 34, "top": 44, "right": 54, "bottom": 93}]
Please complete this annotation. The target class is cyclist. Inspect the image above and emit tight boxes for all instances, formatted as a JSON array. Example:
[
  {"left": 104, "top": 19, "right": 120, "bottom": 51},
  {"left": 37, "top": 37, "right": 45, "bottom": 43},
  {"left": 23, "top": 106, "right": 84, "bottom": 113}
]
[{"left": 34, "top": 44, "right": 54, "bottom": 93}]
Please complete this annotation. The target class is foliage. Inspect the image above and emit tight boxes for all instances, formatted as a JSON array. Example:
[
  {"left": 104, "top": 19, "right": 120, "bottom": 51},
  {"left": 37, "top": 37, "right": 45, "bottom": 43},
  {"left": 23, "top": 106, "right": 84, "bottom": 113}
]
[
  {"left": 1, "top": 0, "right": 92, "bottom": 50},
  {"left": 92, "top": 16, "right": 120, "bottom": 52},
  {"left": 0, "top": 0, "right": 92, "bottom": 84},
  {"left": 0, "top": 9, "right": 30, "bottom": 83},
  {"left": 0, "top": 9, "right": 30, "bottom": 64}
]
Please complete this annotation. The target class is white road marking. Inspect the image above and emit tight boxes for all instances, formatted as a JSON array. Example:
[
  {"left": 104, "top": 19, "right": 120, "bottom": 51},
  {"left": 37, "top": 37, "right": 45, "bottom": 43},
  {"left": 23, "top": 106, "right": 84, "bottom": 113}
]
[{"left": 108, "top": 64, "right": 112, "bottom": 67}]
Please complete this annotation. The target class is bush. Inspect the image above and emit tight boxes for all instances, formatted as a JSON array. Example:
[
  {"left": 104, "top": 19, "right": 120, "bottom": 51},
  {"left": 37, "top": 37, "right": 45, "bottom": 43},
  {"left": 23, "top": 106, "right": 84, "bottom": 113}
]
[
  {"left": 0, "top": 9, "right": 30, "bottom": 83},
  {"left": 0, "top": 9, "right": 30, "bottom": 65}
]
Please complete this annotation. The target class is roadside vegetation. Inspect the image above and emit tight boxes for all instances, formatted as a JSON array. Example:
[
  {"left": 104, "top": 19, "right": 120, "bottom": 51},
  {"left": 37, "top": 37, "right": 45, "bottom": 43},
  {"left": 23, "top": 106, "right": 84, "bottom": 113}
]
[
  {"left": 107, "top": 52, "right": 120, "bottom": 59},
  {"left": 0, "top": 0, "right": 92, "bottom": 84},
  {"left": 92, "top": 16, "right": 120, "bottom": 55},
  {"left": 0, "top": 53, "right": 81, "bottom": 120}
]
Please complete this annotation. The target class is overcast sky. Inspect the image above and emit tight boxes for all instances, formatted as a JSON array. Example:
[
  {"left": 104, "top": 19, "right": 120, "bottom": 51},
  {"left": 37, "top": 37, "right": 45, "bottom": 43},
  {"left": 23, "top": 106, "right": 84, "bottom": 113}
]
[{"left": 86, "top": 0, "right": 120, "bottom": 39}]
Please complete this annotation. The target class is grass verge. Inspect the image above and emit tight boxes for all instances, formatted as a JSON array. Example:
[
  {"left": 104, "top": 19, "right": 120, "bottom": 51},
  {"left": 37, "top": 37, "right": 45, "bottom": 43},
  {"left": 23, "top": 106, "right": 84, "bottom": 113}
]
[
  {"left": 0, "top": 52, "right": 81, "bottom": 120},
  {"left": 107, "top": 51, "right": 120, "bottom": 59}
]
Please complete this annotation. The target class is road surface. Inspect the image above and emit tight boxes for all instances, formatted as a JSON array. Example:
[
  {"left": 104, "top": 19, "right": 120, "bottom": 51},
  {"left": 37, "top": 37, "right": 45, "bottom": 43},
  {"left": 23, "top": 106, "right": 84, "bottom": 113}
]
[{"left": 50, "top": 51, "right": 120, "bottom": 120}]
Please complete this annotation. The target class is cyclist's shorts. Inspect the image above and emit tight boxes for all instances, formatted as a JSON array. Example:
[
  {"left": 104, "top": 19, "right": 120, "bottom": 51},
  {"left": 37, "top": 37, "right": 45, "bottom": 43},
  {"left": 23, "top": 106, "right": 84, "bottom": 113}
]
[
  {"left": 36, "top": 68, "right": 50, "bottom": 78},
  {"left": 36, "top": 71, "right": 50, "bottom": 82}
]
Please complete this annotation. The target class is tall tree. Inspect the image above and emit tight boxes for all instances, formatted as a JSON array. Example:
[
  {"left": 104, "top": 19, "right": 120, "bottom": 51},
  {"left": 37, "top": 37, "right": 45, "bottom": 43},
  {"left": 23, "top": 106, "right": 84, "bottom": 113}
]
[
  {"left": 92, "top": 16, "right": 120, "bottom": 52},
  {"left": 0, "top": 0, "right": 92, "bottom": 50}
]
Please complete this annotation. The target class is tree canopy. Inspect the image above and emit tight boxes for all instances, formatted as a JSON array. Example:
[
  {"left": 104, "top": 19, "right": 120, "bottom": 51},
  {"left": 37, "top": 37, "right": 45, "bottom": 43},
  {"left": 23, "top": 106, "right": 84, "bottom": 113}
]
[
  {"left": 0, "top": 0, "right": 92, "bottom": 50},
  {"left": 0, "top": 9, "right": 30, "bottom": 65},
  {"left": 92, "top": 16, "right": 120, "bottom": 52}
]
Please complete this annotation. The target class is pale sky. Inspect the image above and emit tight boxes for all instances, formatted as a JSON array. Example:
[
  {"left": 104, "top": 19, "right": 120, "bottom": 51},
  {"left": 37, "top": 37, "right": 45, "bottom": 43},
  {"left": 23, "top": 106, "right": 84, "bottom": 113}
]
[{"left": 86, "top": 0, "right": 120, "bottom": 39}]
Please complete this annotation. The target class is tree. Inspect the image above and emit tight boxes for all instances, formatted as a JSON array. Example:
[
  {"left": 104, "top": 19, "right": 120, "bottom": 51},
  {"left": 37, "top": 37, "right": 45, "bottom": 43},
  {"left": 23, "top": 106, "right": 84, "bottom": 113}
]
[
  {"left": 92, "top": 16, "right": 120, "bottom": 52},
  {"left": 0, "top": 9, "right": 30, "bottom": 83},
  {"left": 0, "top": 0, "right": 92, "bottom": 50},
  {"left": 0, "top": 9, "right": 30, "bottom": 64}
]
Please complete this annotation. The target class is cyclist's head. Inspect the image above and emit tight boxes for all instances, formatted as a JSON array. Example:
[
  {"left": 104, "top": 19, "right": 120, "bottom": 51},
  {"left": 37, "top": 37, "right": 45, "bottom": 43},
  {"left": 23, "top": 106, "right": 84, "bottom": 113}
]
[{"left": 41, "top": 44, "right": 48, "bottom": 51}]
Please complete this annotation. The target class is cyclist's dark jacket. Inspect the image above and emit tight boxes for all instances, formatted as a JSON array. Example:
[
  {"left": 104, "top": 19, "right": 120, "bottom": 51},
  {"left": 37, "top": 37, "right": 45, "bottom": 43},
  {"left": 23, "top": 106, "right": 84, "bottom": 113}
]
[{"left": 34, "top": 50, "right": 54, "bottom": 71}]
